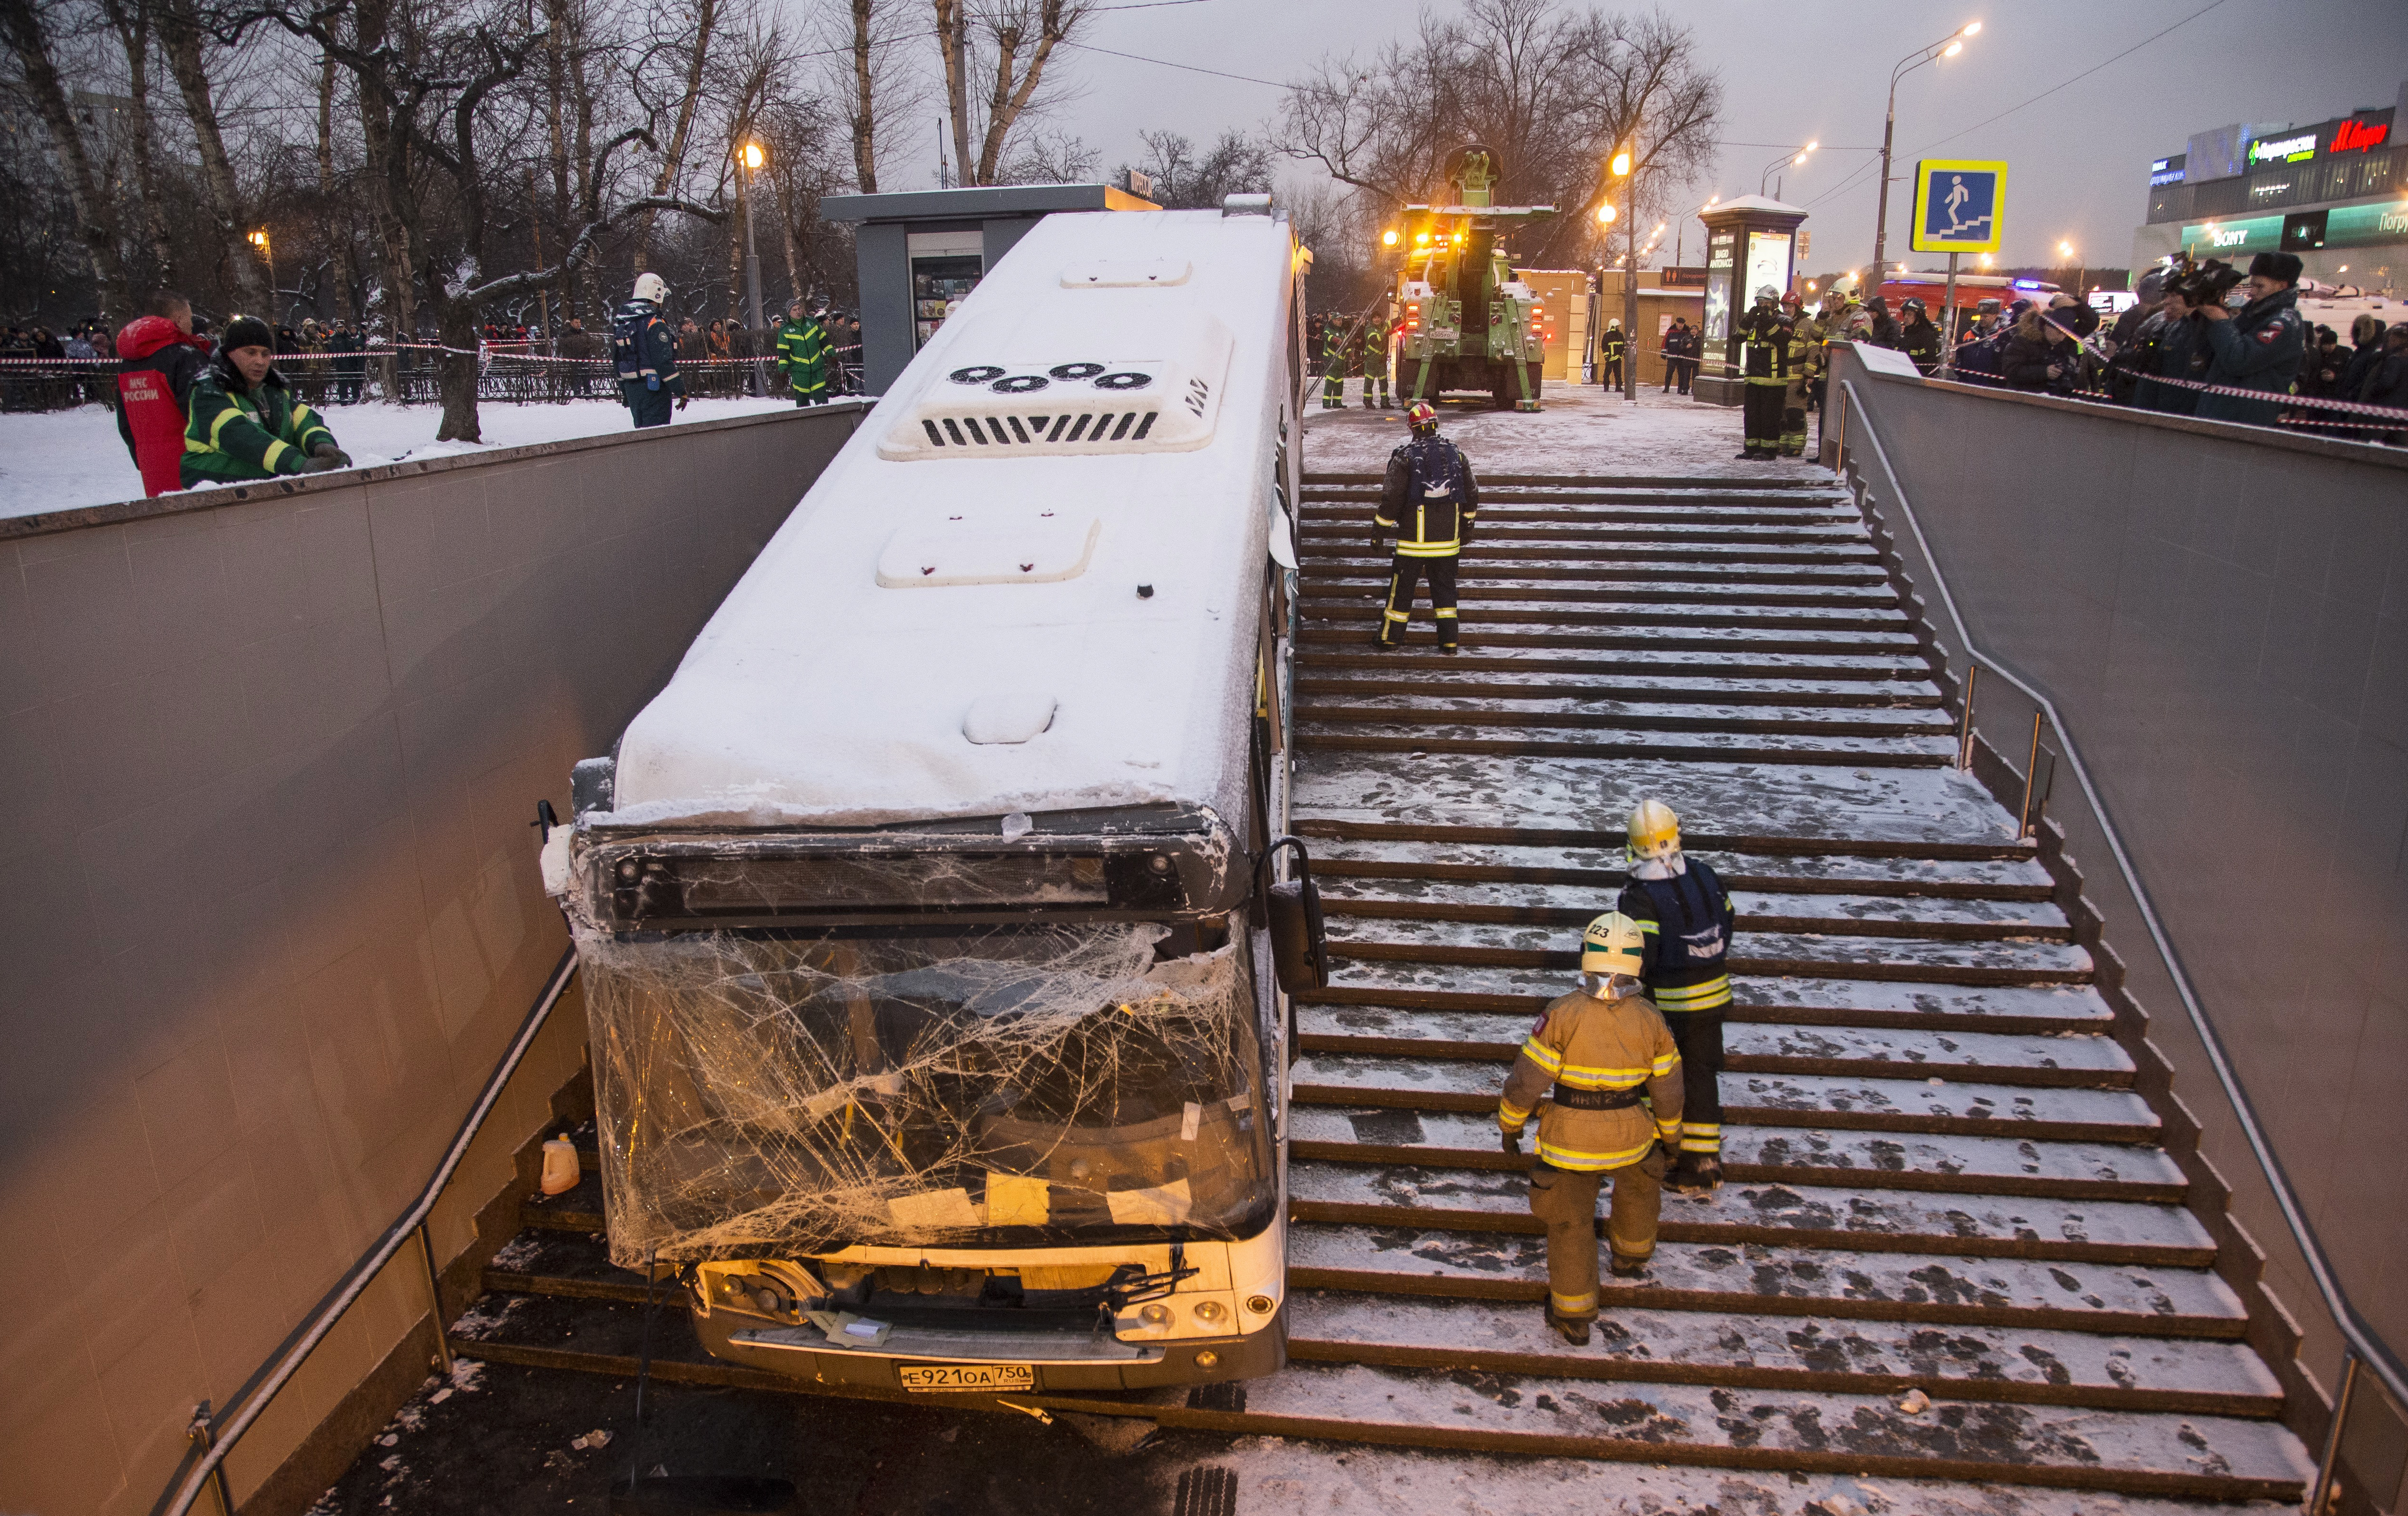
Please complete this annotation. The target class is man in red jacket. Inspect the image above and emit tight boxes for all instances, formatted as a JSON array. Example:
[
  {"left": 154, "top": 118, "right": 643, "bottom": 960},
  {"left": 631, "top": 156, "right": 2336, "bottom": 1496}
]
[{"left": 115, "top": 292, "right": 213, "bottom": 497}]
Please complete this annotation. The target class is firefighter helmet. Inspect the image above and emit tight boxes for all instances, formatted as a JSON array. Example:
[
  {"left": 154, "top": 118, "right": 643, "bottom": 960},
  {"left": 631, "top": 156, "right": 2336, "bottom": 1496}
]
[
  {"left": 1625, "top": 798, "right": 1682, "bottom": 867},
  {"left": 1780, "top": 290, "right": 1803, "bottom": 308},
  {"left": 633, "top": 272, "right": 670, "bottom": 305},
  {"left": 1405, "top": 400, "right": 1438, "bottom": 433},
  {"left": 1753, "top": 285, "right": 1780, "bottom": 303},
  {"left": 1581, "top": 912, "right": 1647, "bottom": 978}
]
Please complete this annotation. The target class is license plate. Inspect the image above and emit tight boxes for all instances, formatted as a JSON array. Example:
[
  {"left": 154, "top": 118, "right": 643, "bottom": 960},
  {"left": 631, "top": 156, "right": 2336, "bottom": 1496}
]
[{"left": 897, "top": 1362, "right": 1036, "bottom": 1393}]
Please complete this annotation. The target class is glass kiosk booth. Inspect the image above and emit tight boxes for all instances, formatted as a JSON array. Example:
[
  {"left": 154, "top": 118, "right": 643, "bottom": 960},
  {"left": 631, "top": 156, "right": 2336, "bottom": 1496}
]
[
  {"left": 1690, "top": 195, "right": 1808, "bottom": 408},
  {"left": 822, "top": 182, "right": 1161, "bottom": 397}
]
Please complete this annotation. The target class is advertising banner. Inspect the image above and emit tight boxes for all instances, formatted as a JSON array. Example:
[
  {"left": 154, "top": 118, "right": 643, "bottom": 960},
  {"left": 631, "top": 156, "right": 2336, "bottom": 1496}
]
[{"left": 2178, "top": 215, "right": 2283, "bottom": 255}]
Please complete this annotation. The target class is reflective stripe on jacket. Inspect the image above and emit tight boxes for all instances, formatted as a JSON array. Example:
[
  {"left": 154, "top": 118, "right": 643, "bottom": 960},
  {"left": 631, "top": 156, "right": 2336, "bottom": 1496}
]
[
  {"left": 180, "top": 362, "right": 334, "bottom": 486},
  {"left": 1499, "top": 987, "right": 1683, "bottom": 1171},
  {"left": 1617, "top": 858, "right": 1736, "bottom": 1013},
  {"left": 1375, "top": 436, "right": 1479, "bottom": 558}
]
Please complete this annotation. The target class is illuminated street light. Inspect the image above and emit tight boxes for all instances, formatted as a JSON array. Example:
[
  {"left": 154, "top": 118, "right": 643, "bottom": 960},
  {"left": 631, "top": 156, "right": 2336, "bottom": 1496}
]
[
  {"left": 741, "top": 141, "right": 764, "bottom": 170},
  {"left": 1761, "top": 140, "right": 1818, "bottom": 196},
  {"left": 1382, "top": 228, "right": 1399, "bottom": 247},
  {"left": 1874, "top": 22, "right": 1981, "bottom": 276},
  {"left": 248, "top": 229, "right": 275, "bottom": 323},
  {"left": 1611, "top": 149, "right": 1632, "bottom": 178},
  {"left": 1596, "top": 203, "right": 1617, "bottom": 223}
]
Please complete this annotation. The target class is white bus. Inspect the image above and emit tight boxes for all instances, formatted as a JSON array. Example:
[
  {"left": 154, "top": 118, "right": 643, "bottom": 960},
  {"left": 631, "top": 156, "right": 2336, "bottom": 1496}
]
[{"left": 542, "top": 203, "right": 1317, "bottom": 1397}]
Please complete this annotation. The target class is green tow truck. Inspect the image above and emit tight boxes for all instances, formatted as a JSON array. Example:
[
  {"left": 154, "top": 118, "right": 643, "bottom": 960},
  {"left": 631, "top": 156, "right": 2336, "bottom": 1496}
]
[{"left": 1393, "top": 146, "right": 1558, "bottom": 412}]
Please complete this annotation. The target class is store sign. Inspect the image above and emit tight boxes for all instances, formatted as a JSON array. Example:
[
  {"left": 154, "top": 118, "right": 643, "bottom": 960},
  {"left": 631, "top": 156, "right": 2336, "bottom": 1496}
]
[
  {"left": 2149, "top": 156, "right": 2187, "bottom": 187},
  {"left": 2330, "top": 117, "right": 2390, "bottom": 154},
  {"left": 2322, "top": 201, "right": 2408, "bottom": 249},
  {"left": 2178, "top": 215, "right": 2283, "bottom": 254},
  {"left": 2245, "top": 131, "right": 2318, "bottom": 167}
]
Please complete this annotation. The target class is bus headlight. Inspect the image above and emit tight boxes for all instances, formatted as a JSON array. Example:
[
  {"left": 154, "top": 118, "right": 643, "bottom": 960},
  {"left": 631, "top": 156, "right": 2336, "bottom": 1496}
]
[{"left": 1192, "top": 1298, "right": 1227, "bottom": 1326}]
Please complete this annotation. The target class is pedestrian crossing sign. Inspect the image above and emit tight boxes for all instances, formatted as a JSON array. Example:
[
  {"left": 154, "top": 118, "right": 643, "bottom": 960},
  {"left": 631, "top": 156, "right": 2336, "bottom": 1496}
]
[{"left": 1910, "top": 159, "right": 2007, "bottom": 253}]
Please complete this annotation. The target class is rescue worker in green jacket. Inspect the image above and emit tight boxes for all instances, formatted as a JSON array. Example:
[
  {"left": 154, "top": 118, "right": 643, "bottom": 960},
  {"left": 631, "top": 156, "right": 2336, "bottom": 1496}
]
[
  {"left": 774, "top": 300, "right": 830, "bottom": 405},
  {"left": 1361, "top": 309, "right": 1393, "bottom": 409},
  {"left": 181, "top": 314, "right": 351, "bottom": 488},
  {"left": 1373, "top": 402, "right": 1478, "bottom": 652},
  {"left": 1498, "top": 911, "right": 1684, "bottom": 1344},
  {"left": 1320, "top": 314, "right": 1349, "bottom": 408},
  {"left": 1733, "top": 287, "right": 1791, "bottom": 460}
]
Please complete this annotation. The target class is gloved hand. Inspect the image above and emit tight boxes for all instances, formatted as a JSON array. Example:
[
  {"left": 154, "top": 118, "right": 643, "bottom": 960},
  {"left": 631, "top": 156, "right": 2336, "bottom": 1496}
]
[
  {"left": 676, "top": 395, "right": 689, "bottom": 411},
  {"left": 298, "top": 453, "right": 345, "bottom": 473},
  {"left": 1500, "top": 1127, "right": 1524, "bottom": 1157},
  {"left": 646, "top": 376, "right": 661, "bottom": 391},
  {"left": 311, "top": 443, "right": 351, "bottom": 468}
]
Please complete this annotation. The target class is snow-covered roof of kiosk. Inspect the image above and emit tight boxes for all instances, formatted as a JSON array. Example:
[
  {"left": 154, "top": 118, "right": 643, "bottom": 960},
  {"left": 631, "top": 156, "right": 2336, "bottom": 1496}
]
[{"left": 602, "top": 208, "right": 1292, "bottom": 830}]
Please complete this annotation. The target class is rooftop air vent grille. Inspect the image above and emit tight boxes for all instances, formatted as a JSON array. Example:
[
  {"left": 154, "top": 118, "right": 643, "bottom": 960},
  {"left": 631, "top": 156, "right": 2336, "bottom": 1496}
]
[{"left": 880, "top": 316, "right": 1233, "bottom": 461}]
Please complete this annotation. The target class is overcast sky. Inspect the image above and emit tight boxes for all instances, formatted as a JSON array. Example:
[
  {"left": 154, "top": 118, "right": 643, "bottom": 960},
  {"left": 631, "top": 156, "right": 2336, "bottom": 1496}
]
[{"left": 897, "top": 0, "right": 2408, "bottom": 278}]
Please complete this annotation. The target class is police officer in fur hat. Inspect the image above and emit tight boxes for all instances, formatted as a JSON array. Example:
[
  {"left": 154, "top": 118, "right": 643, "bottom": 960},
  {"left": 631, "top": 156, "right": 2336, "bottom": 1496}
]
[{"left": 2195, "top": 251, "right": 2304, "bottom": 428}]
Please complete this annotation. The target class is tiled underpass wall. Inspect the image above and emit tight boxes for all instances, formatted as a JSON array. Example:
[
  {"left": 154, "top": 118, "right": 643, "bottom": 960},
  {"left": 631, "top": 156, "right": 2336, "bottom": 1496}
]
[
  {"left": 0, "top": 403, "right": 864, "bottom": 1515},
  {"left": 1826, "top": 350, "right": 2408, "bottom": 1507}
]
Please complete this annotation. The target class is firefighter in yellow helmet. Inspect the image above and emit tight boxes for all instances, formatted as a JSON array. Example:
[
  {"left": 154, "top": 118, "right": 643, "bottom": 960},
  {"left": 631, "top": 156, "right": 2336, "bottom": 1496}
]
[
  {"left": 1497, "top": 911, "right": 1684, "bottom": 1344},
  {"left": 1614, "top": 799, "right": 1736, "bottom": 1193}
]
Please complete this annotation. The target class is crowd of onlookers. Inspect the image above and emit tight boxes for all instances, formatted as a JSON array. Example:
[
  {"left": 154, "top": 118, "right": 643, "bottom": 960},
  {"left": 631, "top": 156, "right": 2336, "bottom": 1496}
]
[
  {"left": 2, "top": 306, "right": 868, "bottom": 411},
  {"left": 1878, "top": 251, "right": 2407, "bottom": 442}
]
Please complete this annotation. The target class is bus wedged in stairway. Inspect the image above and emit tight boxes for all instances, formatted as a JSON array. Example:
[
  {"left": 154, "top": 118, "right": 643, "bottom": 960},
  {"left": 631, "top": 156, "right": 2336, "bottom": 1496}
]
[{"left": 540, "top": 205, "right": 1311, "bottom": 1399}]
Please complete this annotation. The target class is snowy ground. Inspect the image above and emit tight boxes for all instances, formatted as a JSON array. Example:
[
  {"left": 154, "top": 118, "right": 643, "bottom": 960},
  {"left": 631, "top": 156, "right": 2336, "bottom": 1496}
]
[
  {"left": 0, "top": 395, "right": 796, "bottom": 520},
  {"left": 1302, "top": 377, "right": 1829, "bottom": 480}
]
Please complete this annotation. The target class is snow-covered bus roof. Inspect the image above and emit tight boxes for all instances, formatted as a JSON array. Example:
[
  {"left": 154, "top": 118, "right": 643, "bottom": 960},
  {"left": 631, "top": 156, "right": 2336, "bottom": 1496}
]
[{"left": 602, "top": 209, "right": 1296, "bottom": 831}]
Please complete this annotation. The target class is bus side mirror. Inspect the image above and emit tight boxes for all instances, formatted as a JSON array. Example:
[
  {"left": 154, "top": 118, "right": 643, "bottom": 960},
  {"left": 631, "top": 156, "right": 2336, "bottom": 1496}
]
[{"left": 1262, "top": 837, "right": 1330, "bottom": 994}]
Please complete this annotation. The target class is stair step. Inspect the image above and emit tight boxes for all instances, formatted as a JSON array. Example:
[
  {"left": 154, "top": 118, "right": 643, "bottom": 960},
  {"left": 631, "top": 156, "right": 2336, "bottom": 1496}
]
[
  {"left": 1319, "top": 881, "right": 2070, "bottom": 938},
  {"left": 1302, "top": 471, "right": 1842, "bottom": 489},
  {"left": 1300, "top": 699, "right": 1951, "bottom": 740},
  {"left": 1286, "top": 1291, "right": 2282, "bottom": 1416},
  {"left": 1302, "top": 603, "right": 1906, "bottom": 631},
  {"left": 1308, "top": 963, "right": 2112, "bottom": 1035},
  {"left": 1285, "top": 1162, "right": 2208, "bottom": 1266},
  {"left": 1210, "top": 1360, "right": 2302, "bottom": 1500},
  {"left": 1298, "top": 673, "right": 1942, "bottom": 709},
  {"left": 1290, "top": 1056, "right": 2157, "bottom": 1141},
  {"left": 1285, "top": 1223, "right": 2240, "bottom": 1338},
  {"left": 1288, "top": 1109, "right": 2188, "bottom": 1203},
  {"left": 1302, "top": 731, "right": 1957, "bottom": 770},
  {"left": 1299, "top": 648, "right": 1936, "bottom": 680},
  {"left": 1296, "top": 1009, "right": 2131, "bottom": 1089},
  {"left": 1308, "top": 836, "right": 2055, "bottom": 898},
  {"left": 1325, "top": 927, "right": 2094, "bottom": 988}
]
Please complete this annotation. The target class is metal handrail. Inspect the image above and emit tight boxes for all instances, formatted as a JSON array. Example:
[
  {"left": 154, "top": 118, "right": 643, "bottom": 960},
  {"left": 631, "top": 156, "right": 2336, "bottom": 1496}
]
[
  {"left": 1837, "top": 376, "right": 2408, "bottom": 1455},
  {"left": 156, "top": 948, "right": 579, "bottom": 1516}
]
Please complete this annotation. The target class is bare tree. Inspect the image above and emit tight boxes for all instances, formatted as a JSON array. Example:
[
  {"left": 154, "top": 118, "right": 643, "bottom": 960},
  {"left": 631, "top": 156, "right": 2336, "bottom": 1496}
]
[
  {"left": 996, "top": 127, "right": 1096, "bottom": 185},
  {"left": 829, "top": 0, "right": 916, "bottom": 192},
  {"left": 159, "top": 0, "right": 268, "bottom": 310},
  {"left": 630, "top": 0, "right": 718, "bottom": 270},
  {"left": 0, "top": 0, "right": 133, "bottom": 317},
  {"left": 1129, "top": 128, "right": 1274, "bottom": 209},
  {"left": 94, "top": 0, "right": 176, "bottom": 280},
  {"left": 931, "top": 0, "right": 1089, "bottom": 187}
]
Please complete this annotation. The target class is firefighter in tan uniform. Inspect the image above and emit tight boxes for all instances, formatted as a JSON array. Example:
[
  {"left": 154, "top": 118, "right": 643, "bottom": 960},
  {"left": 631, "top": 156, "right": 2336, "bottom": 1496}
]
[{"left": 1497, "top": 912, "right": 1683, "bottom": 1344}]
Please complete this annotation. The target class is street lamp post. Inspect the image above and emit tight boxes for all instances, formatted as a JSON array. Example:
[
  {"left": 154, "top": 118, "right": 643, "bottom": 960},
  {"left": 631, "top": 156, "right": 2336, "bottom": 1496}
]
[
  {"left": 1873, "top": 21, "right": 1980, "bottom": 280},
  {"left": 739, "top": 142, "right": 771, "bottom": 396},
  {"left": 1760, "top": 141, "right": 1818, "bottom": 198},
  {"left": 2060, "top": 240, "right": 2084, "bottom": 299},
  {"left": 1612, "top": 145, "right": 1636, "bottom": 402},
  {"left": 248, "top": 229, "right": 274, "bottom": 324},
  {"left": 1675, "top": 195, "right": 1718, "bottom": 269}
]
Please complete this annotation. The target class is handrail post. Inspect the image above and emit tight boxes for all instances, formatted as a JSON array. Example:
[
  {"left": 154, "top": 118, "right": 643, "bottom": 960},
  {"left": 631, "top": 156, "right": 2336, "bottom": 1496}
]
[
  {"left": 2018, "top": 712, "right": 2043, "bottom": 838},
  {"left": 1956, "top": 664, "right": 1979, "bottom": 772},
  {"left": 417, "top": 1221, "right": 455, "bottom": 1377},
  {"left": 186, "top": 1403, "right": 235, "bottom": 1516},
  {"left": 2308, "top": 1349, "right": 2359, "bottom": 1515}
]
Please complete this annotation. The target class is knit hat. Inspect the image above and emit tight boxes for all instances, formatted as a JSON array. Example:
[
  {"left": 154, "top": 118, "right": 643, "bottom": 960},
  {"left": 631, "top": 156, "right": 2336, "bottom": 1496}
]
[
  {"left": 2247, "top": 251, "right": 2302, "bottom": 285},
  {"left": 220, "top": 315, "right": 273, "bottom": 353}
]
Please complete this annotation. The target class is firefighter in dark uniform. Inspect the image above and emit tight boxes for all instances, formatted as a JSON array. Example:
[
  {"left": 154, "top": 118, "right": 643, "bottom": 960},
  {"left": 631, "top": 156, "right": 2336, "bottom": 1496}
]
[
  {"left": 611, "top": 272, "right": 686, "bottom": 428},
  {"left": 1900, "top": 297, "right": 1944, "bottom": 376},
  {"left": 1733, "top": 286, "right": 1790, "bottom": 460},
  {"left": 1497, "top": 911, "right": 1684, "bottom": 1343},
  {"left": 1320, "top": 314, "right": 1349, "bottom": 408},
  {"left": 1372, "top": 401, "right": 1477, "bottom": 653},
  {"left": 1600, "top": 320, "right": 1626, "bottom": 389},
  {"left": 1614, "top": 799, "right": 1735, "bottom": 1193},
  {"left": 1361, "top": 308, "right": 1393, "bottom": 409}
]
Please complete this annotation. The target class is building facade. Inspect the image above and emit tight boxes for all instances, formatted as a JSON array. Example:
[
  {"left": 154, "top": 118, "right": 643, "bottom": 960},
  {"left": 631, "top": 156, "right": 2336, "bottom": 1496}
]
[{"left": 2130, "top": 79, "right": 2405, "bottom": 290}]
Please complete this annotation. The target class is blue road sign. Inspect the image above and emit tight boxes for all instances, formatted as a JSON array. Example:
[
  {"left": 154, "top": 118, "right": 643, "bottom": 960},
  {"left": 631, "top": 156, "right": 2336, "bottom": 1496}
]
[{"left": 1911, "top": 159, "right": 2008, "bottom": 254}]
